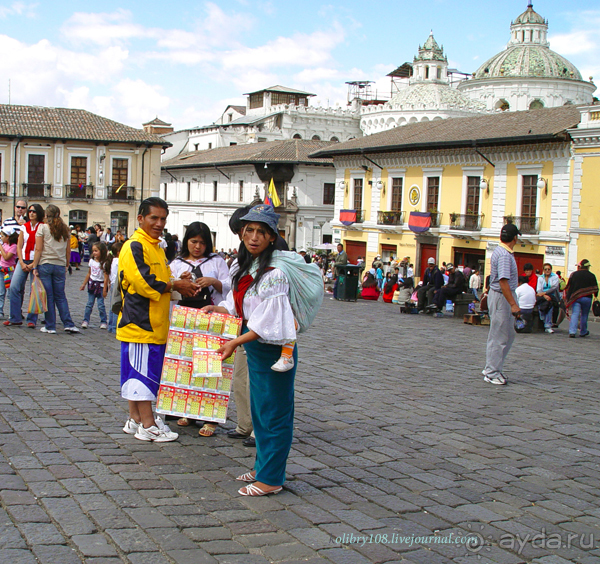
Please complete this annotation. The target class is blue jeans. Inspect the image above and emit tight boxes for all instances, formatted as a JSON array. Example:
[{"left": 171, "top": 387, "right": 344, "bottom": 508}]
[
  {"left": 539, "top": 306, "right": 553, "bottom": 329},
  {"left": 9, "top": 261, "right": 38, "bottom": 325},
  {"left": 471, "top": 288, "right": 479, "bottom": 300},
  {"left": 569, "top": 296, "right": 592, "bottom": 336},
  {"left": 84, "top": 290, "right": 107, "bottom": 324},
  {"left": 108, "top": 311, "right": 118, "bottom": 333},
  {"left": 37, "top": 264, "right": 75, "bottom": 331}
]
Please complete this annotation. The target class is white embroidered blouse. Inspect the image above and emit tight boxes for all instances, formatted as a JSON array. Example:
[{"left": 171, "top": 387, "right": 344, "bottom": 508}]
[
  {"left": 170, "top": 254, "right": 231, "bottom": 305},
  {"left": 219, "top": 267, "right": 296, "bottom": 345}
]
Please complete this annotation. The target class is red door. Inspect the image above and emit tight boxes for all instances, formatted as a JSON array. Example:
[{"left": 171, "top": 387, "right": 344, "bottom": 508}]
[
  {"left": 419, "top": 243, "right": 437, "bottom": 280},
  {"left": 514, "top": 252, "right": 544, "bottom": 275},
  {"left": 345, "top": 240, "right": 367, "bottom": 264}
]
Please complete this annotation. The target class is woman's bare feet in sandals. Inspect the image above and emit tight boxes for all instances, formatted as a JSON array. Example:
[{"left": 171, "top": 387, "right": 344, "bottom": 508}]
[
  {"left": 177, "top": 418, "right": 190, "bottom": 427},
  {"left": 236, "top": 471, "right": 256, "bottom": 482},
  {"left": 238, "top": 481, "right": 282, "bottom": 496},
  {"left": 198, "top": 423, "right": 217, "bottom": 437}
]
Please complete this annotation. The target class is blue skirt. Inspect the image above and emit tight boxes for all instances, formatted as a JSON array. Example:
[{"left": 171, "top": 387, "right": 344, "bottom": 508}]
[{"left": 244, "top": 332, "right": 297, "bottom": 486}]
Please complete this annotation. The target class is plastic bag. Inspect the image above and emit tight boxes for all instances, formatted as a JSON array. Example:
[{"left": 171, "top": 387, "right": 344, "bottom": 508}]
[{"left": 28, "top": 275, "right": 48, "bottom": 314}]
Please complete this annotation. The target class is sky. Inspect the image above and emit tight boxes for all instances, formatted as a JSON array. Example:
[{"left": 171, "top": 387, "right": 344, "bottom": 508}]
[{"left": 0, "top": 0, "right": 598, "bottom": 130}]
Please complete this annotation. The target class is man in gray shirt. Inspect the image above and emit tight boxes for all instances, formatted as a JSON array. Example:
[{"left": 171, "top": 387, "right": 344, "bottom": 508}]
[
  {"left": 333, "top": 243, "right": 348, "bottom": 300},
  {"left": 483, "top": 223, "right": 521, "bottom": 385}
]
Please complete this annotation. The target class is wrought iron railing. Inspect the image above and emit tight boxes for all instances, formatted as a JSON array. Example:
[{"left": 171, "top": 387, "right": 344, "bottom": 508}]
[
  {"left": 23, "top": 183, "right": 51, "bottom": 198},
  {"left": 430, "top": 212, "right": 442, "bottom": 228},
  {"left": 66, "top": 184, "right": 94, "bottom": 199},
  {"left": 377, "top": 211, "right": 405, "bottom": 226},
  {"left": 504, "top": 215, "right": 541, "bottom": 235},
  {"left": 107, "top": 185, "right": 135, "bottom": 201},
  {"left": 355, "top": 209, "right": 366, "bottom": 223},
  {"left": 449, "top": 213, "right": 484, "bottom": 231}
]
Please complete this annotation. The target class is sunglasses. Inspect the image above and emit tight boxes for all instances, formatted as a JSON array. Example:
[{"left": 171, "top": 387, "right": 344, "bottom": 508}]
[
  {"left": 28, "top": 209, "right": 36, "bottom": 213},
  {"left": 16, "top": 205, "right": 26, "bottom": 209}
]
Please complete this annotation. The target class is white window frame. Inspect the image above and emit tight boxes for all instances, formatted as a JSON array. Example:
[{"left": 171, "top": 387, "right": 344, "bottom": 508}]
[
  {"left": 516, "top": 164, "right": 542, "bottom": 218},
  {"left": 109, "top": 155, "right": 132, "bottom": 187},
  {"left": 349, "top": 173, "right": 365, "bottom": 212},
  {"left": 67, "top": 153, "right": 90, "bottom": 187},
  {"left": 386, "top": 168, "right": 406, "bottom": 211},
  {"left": 461, "top": 166, "right": 485, "bottom": 215},
  {"left": 25, "top": 150, "right": 49, "bottom": 184},
  {"left": 421, "top": 167, "right": 443, "bottom": 213}
]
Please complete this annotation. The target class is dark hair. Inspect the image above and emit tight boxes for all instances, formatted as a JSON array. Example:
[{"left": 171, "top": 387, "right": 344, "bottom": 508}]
[
  {"left": 180, "top": 222, "right": 214, "bottom": 259},
  {"left": 229, "top": 205, "right": 253, "bottom": 235},
  {"left": 518, "top": 276, "right": 528, "bottom": 285},
  {"left": 138, "top": 197, "right": 168, "bottom": 217},
  {"left": 362, "top": 272, "right": 377, "bottom": 288},
  {"left": 91, "top": 241, "right": 108, "bottom": 267},
  {"left": 103, "top": 241, "right": 123, "bottom": 275},
  {"left": 384, "top": 274, "right": 398, "bottom": 294},
  {"left": 523, "top": 263, "right": 533, "bottom": 271},
  {"left": 28, "top": 203, "right": 45, "bottom": 223},
  {"left": 5, "top": 231, "right": 19, "bottom": 245},
  {"left": 232, "top": 222, "right": 277, "bottom": 291}
]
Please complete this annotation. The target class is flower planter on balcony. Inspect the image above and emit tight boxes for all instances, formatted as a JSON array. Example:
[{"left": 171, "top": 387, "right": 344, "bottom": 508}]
[
  {"left": 107, "top": 186, "right": 135, "bottom": 201},
  {"left": 66, "top": 185, "right": 94, "bottom": 200},
  {"left": 377, "top": 211, "right": 405, "bottom": 226},
  {"left": 503, "top": 215, "right": 541, "bottom": 235},
  {"left": 449, "top": 213, "right": 483, "bottom": 231},
  {"left": 23, "top": 183, "right": 52, "bottom": 199}
]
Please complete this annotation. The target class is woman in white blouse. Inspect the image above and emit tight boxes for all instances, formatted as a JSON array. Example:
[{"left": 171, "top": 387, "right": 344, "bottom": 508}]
[
  {"left": 170, "top": 221, "right": 231, "bottom": 436},
  {"left": 206, "top": 204, "right": 297, "bottom": 497}
]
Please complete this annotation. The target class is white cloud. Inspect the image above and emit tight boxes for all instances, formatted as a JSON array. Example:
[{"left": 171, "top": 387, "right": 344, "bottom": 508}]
[
  {"left": 113, "top": 79, "right": 171, "bottom": 125},
  {"left": 0, "top": 2, "right": 36, "bottom": 19},
  {"left": 550, "top": 31, "right": 597, "bottom": 56}
]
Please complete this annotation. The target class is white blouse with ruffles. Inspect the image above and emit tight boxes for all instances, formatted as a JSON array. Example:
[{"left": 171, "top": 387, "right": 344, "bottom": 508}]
[
  {"left": 170, "top": 254, "right": 231, "bottom": 305},
  {"left": 219, "top": 267, "right": 296, "bottom": 345}
]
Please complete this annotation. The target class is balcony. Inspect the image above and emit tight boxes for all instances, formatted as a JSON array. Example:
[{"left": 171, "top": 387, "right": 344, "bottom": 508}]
[
  {"left": 430, "top": 212, "right": 442, "bottom": 228},
  {"left": 0, "top": 181, "right": 7, "bottom": 197},
  {"left": 355, "top": 209, "right": 366, "bottom": 223},
  {"left": 449, "top": 213, "right": 483, "bottom": 231},
  {"left": 23, "top": 183, "right": 51, "bottom": 198},
  {"left": 377, "top": 211, "right": 405, "bottom": 226},
  {"left": 107, "top": 185, "right": 135, "bottom": 201},
  {"left": 504, "top": 215, "right": 541, "bottom": 235},
  {"left": 66, "top": 184, "right": 94, "bottom": 200}
]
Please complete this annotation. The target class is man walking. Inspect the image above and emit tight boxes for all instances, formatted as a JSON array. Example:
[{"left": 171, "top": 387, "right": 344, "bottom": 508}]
[
  {"left": 118, "top": 197, "right": 198, "bottom": 442},
  {"left": 565, "top": 259, "right": 598, "bottom": 338},
  {"left": 483, "top": 224, "right": 521, "bottom": 385},
  {"left": 2, "top": 200, "right": 27, "bottom": 229},
  {"left": 333, "top": 243, "right": 347, "bottom": 300}
]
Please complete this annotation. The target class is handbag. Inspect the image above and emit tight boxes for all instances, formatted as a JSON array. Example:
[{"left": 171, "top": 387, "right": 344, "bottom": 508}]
[
  {"left": 28, "top": 276, "right": 48, "bottom": 314},
  {"left": 592, "top": 298, "right": 600, "bottom": 317}
]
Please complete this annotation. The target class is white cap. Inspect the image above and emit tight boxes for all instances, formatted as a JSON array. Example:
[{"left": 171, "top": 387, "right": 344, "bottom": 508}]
[{"left": 427, "top": 257, "right": 435, "bottom": 264}]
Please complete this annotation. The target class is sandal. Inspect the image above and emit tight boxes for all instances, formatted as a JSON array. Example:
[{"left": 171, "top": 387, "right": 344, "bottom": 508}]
[
  {"left": 239, "top": 483, "right": 282, "bottom": 497},
  {"left": 198, "top": 423, "right": 217, "bottom": 437},
  {"left": 177, "top": 418, "right": 191, "bottom": 427},
  {"left": 236, "top": 472, "right": 256, "bottom": 483}
]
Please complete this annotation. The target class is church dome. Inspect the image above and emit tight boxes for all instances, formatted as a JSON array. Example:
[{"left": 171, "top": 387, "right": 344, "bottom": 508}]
[
  {"left": 472, "top": 2, "right": 583, "bottom": 82},
  {"left": 473, "top": 46, "right": 583, "bottom": 81}
]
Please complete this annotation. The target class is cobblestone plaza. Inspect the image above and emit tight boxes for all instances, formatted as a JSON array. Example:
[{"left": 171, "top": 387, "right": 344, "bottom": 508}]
[{"left": 1, "top": 270, "right": 599, "bottom": 563}]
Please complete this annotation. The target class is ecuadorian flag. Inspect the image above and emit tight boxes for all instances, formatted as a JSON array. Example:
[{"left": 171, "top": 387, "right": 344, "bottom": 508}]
[
  {"left": 264, "top": 178, "right": 281, "bottom": 207},
  {"left": 408, "top": 212, "right": 431, "bottom": 233}
]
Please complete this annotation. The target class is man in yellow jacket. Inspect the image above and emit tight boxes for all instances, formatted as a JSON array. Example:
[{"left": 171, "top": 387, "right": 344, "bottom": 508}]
[{"left": 118, "top": 197, "right": 198, "bottom": 442}]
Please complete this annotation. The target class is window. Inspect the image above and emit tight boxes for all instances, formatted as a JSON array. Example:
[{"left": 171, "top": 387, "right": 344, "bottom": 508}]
[
  {"left": 111, "top": 211, "right": 129, "bottom": 238},
  {"left": 353, "top": 178, "right": 363, "bottom": 211},
  {"left": 71, "top": 157, "right": 87, "bottom": 186},
  {"left": 466, "top": 176, "right": 480, "bottom": 214},
  {"left": 323, "top": 234, "right": 332, "bottom": 244},
  {"left": 529, "top": 99, "right": 544, "bottom": 110},
  {"left": 194, "top": 143, "right": 199, "bottom": 151},
  {"left": 239, "top": 180, "right": 244, "bottom": 202},
  {"left": 292, "top": 133, "right": 302, "bottom": 139},
  {"left": 230, "top": 142, "right": 237, "bottom": 146},
  {"left": 112, "top": 158, "right": 128, "bottom": 187},
  {"left": 28, "top": 154, "right": 45, "bottom": 184},
  {"left": 187, "top": 182, "right": 191, "bottom": 201},
  {"left": 323, "top": 183, "right": 334, "bottom": 205},
  {"left": 69, "top": 210, "right": 87, "bottom": 224},
  {"left": 391, "top": 178, "right": 403, "bottom": 211},
  {"left": 426, "top": 177, "right": 439, "bottom": 212},
  {"left": 213, "top": 180, "right": 218, "bottom": 202},
  {"left": 311, "top": 135, "right": 321, "bottom": 141},
  {"left": 208, "top": 143, "right": 212, "bottom": 149},
  {"left": 228, "top": 114, "right": 233, "bottom": 122},
  {"left": 249, "top": 93, "right": 264, "bottom": 109},
  {"left": 521, "top": 175, "right": 538, "bottom": 217}
]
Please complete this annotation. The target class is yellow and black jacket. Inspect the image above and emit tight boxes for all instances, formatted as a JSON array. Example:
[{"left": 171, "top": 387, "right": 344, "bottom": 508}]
[{"left": 116, "top": 228, "right": 171, "bottom": 344}]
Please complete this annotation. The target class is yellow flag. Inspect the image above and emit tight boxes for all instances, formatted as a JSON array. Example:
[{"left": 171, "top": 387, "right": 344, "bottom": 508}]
[
  {"left": 268, "top": 178, "right": 281, "bottom": 207},
  {"left": 115, "top": 182, "right": 125, "bottom": 193}
]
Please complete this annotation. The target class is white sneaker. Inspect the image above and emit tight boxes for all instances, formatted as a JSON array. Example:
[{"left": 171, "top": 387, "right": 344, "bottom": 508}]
[
  {"left": 483, "top": 373, "right": 507, "bottom": 385},
  {"left": 153, "top": 415, "right": 173, "bottom": 433},
  {"left": 545, "top": 328, "right": 554, "bottom": 334},
  {"left": 100, "top": 323, "right": 107, "bottom": 329},
  {"left": 123, "top": 418, "right": 140, "bottom": 435},
  {"left": 40, "top": 327, "right": 57, "bottom": 334},
  {"left": 134, "top": 424, "right": 179, "bottom": 442},
  {"left": 271, "top": 357, "right": 295, "bottom": 372},
  {"left": 64, "top": 326, "right": 80, "bottom": 333},
  {"left": 81, "top": 321, "right": 88, "bottom": 329}
]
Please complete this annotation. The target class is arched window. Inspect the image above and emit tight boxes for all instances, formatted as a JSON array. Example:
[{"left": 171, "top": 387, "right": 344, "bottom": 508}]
[
  {"left": 495, "top": 99, "right": 510, "bottom": 111},
  {"left": 529, "top": 99, "right": 544, "bottom": 110},
  {"left": 311, "top": 135, "right": 321, "bottom": 141},
  {"left": 292, "top": 133, "right": 302, "bottom": 139},
  {"left": 330, "top": 136, "right": 339, "bottom": 142}
]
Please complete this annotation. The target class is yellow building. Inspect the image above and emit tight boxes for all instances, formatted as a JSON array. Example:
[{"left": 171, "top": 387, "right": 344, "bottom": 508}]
[
  {"left": 311, "top": 105, "right": 582, "bottom": 279},
  {"left": 568, "top": 105, "right": 600, "bottom": 272},
  {"left": 0, "top": 105, "right": 168, "bottom": 236}
]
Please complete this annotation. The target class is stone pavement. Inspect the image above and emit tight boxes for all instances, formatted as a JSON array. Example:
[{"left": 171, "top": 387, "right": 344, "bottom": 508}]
[{"left": 1, "top": 269, "right": 600, "bottom": 564}]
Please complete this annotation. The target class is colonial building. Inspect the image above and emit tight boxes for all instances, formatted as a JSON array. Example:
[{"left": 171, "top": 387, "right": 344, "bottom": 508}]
[
  {"left": 457, "top": 2, "right": 596, "bottom": 111},
  {"left": 0, "top": 104, "right": 168, "bottom": 236},
  {"left": 160, "top": 139, "right": 336, "bottom": 251},
  {"left": 162, "top": 86, "right": 361, "bottom": 161},
  {"left": 310, "top": 105, "right": 582, "bottom": 278}
]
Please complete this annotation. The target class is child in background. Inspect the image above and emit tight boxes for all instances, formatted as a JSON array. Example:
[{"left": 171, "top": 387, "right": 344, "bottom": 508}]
[
  {"left": 469, "top": 268, "right": 481, "bottom": 301},
  {"left": 80, "top": 241, "right": 109, "bottom": 329},
  {"left": 104, "top": 242, "right": 123, "bottom": 334},
  {"left": 516, "top": 275, "right": 536, "bottom": 333},
  {"left": 0, "top": 227, "right": 19, "bottom": 318}
]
